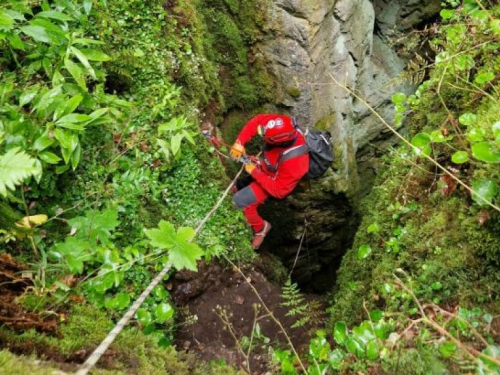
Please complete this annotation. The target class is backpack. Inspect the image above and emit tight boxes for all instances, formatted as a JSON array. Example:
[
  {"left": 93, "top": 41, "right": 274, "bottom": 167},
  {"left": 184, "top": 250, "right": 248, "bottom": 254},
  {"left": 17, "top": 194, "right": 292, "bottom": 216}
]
[
  {"left": 261, "top": 118, "right": 334, "bottom": 179},
  {"left": 293, "top": 118, "right": 334, "bottom": 179}
]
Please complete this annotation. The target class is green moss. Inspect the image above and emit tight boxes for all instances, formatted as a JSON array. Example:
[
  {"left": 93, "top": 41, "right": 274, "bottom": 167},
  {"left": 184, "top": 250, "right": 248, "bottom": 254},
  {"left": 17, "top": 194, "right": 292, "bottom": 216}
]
[
  {"left": 0, "top": 305, "right": 240, "bottom": 374},
  {"left": 329, "top": 153, "right": 500, "bottom": 326},
  {"left": 0, "top": 350, "right": 63, "bottom": 375},
  {"left": 314, "top": 114, "right": 335, "bottom": 131},
  {"left": 286, "top": 86, "right": 301, "bottom": 99}
]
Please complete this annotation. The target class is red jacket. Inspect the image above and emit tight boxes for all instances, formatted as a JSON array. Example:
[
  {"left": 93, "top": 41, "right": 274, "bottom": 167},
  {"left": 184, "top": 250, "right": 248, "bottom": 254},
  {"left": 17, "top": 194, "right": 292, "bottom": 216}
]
[{"left": 237, "top": 114, "right": 309, "bottom": 199}]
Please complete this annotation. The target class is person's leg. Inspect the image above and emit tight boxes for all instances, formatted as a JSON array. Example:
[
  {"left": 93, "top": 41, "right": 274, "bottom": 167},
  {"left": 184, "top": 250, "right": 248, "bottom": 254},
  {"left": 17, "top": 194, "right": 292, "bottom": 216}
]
[
  {"left": 234, "top": 175, "right": 254, "bottom": 192},
  {"left": 232, "top": 182, "right": 271, "bottom": 248}
]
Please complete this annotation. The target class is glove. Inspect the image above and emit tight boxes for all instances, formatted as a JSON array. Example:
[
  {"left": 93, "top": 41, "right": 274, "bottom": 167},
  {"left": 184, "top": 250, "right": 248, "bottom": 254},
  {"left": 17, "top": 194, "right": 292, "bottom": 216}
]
[
  {"left": 230, "top": 140, "right": 245, "bottom": 161},
  {"left": 245, "top": 161, "right": 257, "bottom": 175}
]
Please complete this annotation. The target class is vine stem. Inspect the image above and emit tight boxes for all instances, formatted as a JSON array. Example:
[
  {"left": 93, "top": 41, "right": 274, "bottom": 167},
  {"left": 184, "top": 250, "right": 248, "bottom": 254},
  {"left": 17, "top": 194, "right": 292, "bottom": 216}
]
[
  {"left": 222, "top": 255, "right": 308, "bottom": 374},
  {"left": 328, "top": 73, "right": 500, "bottom": 213},
  {"left": 76, "top": 167, "right": 245, "bottom": 375}
]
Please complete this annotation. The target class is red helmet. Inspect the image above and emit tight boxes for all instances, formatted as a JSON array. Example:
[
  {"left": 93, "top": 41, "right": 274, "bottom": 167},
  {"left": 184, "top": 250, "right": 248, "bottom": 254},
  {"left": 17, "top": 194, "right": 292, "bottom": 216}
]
[{"left": 259, "top": 116, "right": 297, "bottom": 144}]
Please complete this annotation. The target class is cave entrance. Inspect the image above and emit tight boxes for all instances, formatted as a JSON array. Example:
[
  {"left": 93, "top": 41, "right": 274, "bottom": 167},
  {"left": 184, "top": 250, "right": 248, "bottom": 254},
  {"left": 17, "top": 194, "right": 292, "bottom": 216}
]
[{"left": 258, "top": 187, "right": 360, "bottom": 293}]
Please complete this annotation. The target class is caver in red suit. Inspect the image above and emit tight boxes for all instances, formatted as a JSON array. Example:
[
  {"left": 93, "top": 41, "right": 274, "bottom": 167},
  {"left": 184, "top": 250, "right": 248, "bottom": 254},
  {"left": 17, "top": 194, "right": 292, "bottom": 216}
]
[{"left": 230, "top": 114, "right": 309, "bottom": 249}]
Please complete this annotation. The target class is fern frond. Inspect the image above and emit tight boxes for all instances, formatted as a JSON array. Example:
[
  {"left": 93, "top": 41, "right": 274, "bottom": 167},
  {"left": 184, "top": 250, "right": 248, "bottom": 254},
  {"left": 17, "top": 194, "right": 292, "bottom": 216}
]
[
  {"left": 0, "top": 200, "right": 22, "bottom": 231},
  {"left": 280, "top": 278, "right": 311, "bottom": 328},
  {"left": 0, "top": 148, "right": 41, "bottom": 197}
]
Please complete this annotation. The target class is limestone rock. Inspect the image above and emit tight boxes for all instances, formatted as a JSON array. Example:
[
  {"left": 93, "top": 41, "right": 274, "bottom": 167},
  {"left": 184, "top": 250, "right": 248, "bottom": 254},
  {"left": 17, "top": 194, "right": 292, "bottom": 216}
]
[{"left": 253, "top": 0, "right": 440, "bottom": 290}]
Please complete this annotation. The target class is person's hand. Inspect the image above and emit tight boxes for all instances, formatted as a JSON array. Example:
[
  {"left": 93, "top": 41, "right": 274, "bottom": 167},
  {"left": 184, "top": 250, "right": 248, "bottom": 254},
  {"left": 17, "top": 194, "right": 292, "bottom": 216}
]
[
  {"left": 230, "top": 140, "right": 245, "bottom": 161},
  {"left": 245, "top": 161, "right": 257, "bottom": 175}
]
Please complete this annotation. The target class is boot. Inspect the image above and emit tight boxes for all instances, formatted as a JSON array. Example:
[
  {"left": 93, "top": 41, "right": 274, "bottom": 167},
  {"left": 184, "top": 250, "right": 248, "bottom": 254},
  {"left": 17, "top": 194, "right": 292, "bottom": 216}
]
[{"left": 251, "top": 221, "right": 271, "bottom": 250}]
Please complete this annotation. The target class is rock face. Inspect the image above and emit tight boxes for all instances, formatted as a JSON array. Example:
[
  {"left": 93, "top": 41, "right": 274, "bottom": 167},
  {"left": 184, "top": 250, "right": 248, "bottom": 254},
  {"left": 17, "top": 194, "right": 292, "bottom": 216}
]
[{"left": 255, "top": 0, "right": 440, "bottom": 290}]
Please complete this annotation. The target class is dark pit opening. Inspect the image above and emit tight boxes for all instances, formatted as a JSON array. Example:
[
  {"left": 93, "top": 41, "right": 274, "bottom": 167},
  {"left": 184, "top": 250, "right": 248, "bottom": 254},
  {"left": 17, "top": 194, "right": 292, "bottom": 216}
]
[{"left": 259, "top": 185, "right": 360, "bottom": 293}]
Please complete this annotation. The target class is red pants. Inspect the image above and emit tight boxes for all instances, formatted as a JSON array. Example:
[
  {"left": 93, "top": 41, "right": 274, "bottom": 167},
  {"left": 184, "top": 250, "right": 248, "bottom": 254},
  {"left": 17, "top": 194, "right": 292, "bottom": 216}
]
[{"left": 232, "top": 179, "right": 269, "bottom": 233}]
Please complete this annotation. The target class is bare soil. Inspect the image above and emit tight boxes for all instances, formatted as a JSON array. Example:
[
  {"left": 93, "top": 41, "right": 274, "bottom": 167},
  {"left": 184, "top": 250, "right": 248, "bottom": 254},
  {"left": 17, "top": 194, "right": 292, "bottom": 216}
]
[{"left": 171, "top": 260, "right": 325, "bottom": 374}]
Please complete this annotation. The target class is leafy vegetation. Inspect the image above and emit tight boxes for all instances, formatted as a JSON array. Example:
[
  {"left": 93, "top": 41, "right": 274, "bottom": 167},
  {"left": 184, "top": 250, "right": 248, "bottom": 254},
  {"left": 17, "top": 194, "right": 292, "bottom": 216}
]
[
  {"left": 0, "top": 0, "right": 263, "bottom": 371},
  {"left": 2, "top": 0, "right": 500, "bottom": 373}
]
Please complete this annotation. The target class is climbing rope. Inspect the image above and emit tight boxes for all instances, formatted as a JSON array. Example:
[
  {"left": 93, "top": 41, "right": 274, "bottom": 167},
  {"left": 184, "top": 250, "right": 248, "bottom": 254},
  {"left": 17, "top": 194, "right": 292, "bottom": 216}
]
[{"left": 76, "top": 166, "right": 244, "bottom": 375}]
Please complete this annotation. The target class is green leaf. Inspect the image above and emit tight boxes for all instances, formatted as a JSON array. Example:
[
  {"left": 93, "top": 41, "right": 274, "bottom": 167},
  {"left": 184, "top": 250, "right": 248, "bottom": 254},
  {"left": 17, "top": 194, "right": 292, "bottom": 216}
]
[
  {"left": 64, "top": 58, "right": 87, "bottom": 89},
  {"left": 472, "top": 179, "right": 498, "bottom": 206},
  {"left": 475, "top": 72, "right": 495, "bottom": 85},
  {"left": 54, "top": 128, "right": 79, "bottom": 152},
  {"left": 440, "top": 9, "right": 454, "bottom": 19},
  {"left": 369, "top": 310, "right": 384, "bottom": 322},
  {"left": 358, "top": 244, "right": 372, "bottom": 260},
  {"left": 68, "top": 209, "right": 119, "bottom": 245},
  {"left": 171, "top": 241, "right": 203, "bottom": 271},
  {"left": 155, "top": 303, "right": 174, "bottom": 323},
  {"left": 411, "top": 133, "right": 431, "bottom": 147},
  {"left": 36, "top": 11, "right": 74, "bottom": 22},
  {"left": 459, "top": 113, "right": 477, "bottom": 126},
  {"left": 345, "top": 337, "right": 364, "bottom": 358},
  {"left": 472, "top": 142, "right": 500, "bottom": 163},
  {"left": 20, "top": 25, "right": 50, "bottom": 43},
  {"left": 468, "top": 128, "right": 485, "bottom": 142},
  {"left": 366, "top": 340, "right": 380, "bottom": 360},
  {"left": 56, "top": 113, "right": 91, "bottom": 130},
  {"left": 491, "top": 19, "right": 500, "bottom": 36},
  {"left": 327, "top": 349, "right": 345, "bottom": 371},
  {"left": 0, "top": 12, "right": 15, "bottom": 32},
  {"left": 83, "top": 0, "right": 93, "bottom": 15},
  {"left": 71, "top": 143, "right": 81, "bottom": 170},
  {"left": 392, "top": 93, "right": 406, "bottom": 105},
  {"left": 492, "top": 121, "right": 500, "bottom": 139},
  {"left": 334, "top": 321, "right": 348, "bottom": 345},
  {"left": 34, "top": 131, "right": 55, "bottom": 151},
  {"left": 367, "top": 223, "right": 380, "bottom": 234},
  {"left": 157, "top": 138, "right": 170, "bottom": 160},
  {"left": 430, "top": 130, "right": 452, "bottom": 143},
  {"left": 70, "top": 46, "right": 96, "bottom": 79},
  {"left": 177, "top": 226, "right": 195, "bottom": 243},
  {"left": 0, "top": 148, "right": 40, "bottom": 196},
  {"left": 451, "top": 151, "right": 469, "bottom": 164},
  {"left": 8, "top": 33, "right": 26, "bottom": 50},
  {"left": 153, "top": 285, "right": 169, "bottom": 301},
  {"left": 54, "top": 95, "right": 83, "bottom": 121},
  {"left": 483, "top": 313, "right": 493, "bottom": 324},
  {"left": 145, "top": 221, "right": 177, "bottom": 249},
  {"left": 431, "top": 281, "right": 442, "bottom": 290},
  {"left": 38, "top": 151, "right": 61, "bottom": 164},
  {"left": 171, "top": 133, "right": 183, "bottom": 156},
  {"left": 35, "top": 85, "right": 62, "bottom": 112},
  {"left": 115, "top": 293, "right": 130, "bottom": 309},
  {"left": 66, "top": 254, "right": 84, "bottom": 274},
  {"left": 80, "top": 49, "right": 111, "bottom": 61},
  {"left": 136, "top": 308, "right": 152, "bottom": 326},
  {"left": 439, "top": 342, "right": 457, "bottom": 358},
  {"left": 19, "top": 85, "right": 40, "bottom": 106}
]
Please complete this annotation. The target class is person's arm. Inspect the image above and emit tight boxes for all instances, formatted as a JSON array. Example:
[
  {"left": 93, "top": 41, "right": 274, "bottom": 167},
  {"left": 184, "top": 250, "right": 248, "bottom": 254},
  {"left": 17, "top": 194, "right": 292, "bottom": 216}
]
[
  {"left": 249, "top": 154, "right": 309, "bottom": 199},
  {"left": 236, "top": 114, "right": 268, "bottom": 145}
]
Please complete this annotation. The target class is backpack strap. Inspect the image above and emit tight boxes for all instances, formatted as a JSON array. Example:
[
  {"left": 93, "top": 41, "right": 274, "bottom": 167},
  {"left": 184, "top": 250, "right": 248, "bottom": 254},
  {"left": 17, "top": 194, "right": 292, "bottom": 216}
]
[
  {"left": 280, "top": 144, "right": 309, "bottom": 162},
  {"left": 261, "top": 144, "right": 309, "bottom": 173}
]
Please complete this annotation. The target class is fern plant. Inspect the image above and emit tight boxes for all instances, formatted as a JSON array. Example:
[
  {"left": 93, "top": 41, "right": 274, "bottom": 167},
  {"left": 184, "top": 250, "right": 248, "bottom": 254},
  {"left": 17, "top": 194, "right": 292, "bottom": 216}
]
[
  {"left": 0, "top": 148, "right": 41, "bottom": 197},
  {"left": 280, "top": 278, "right": 310, "bottom": 329}
]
